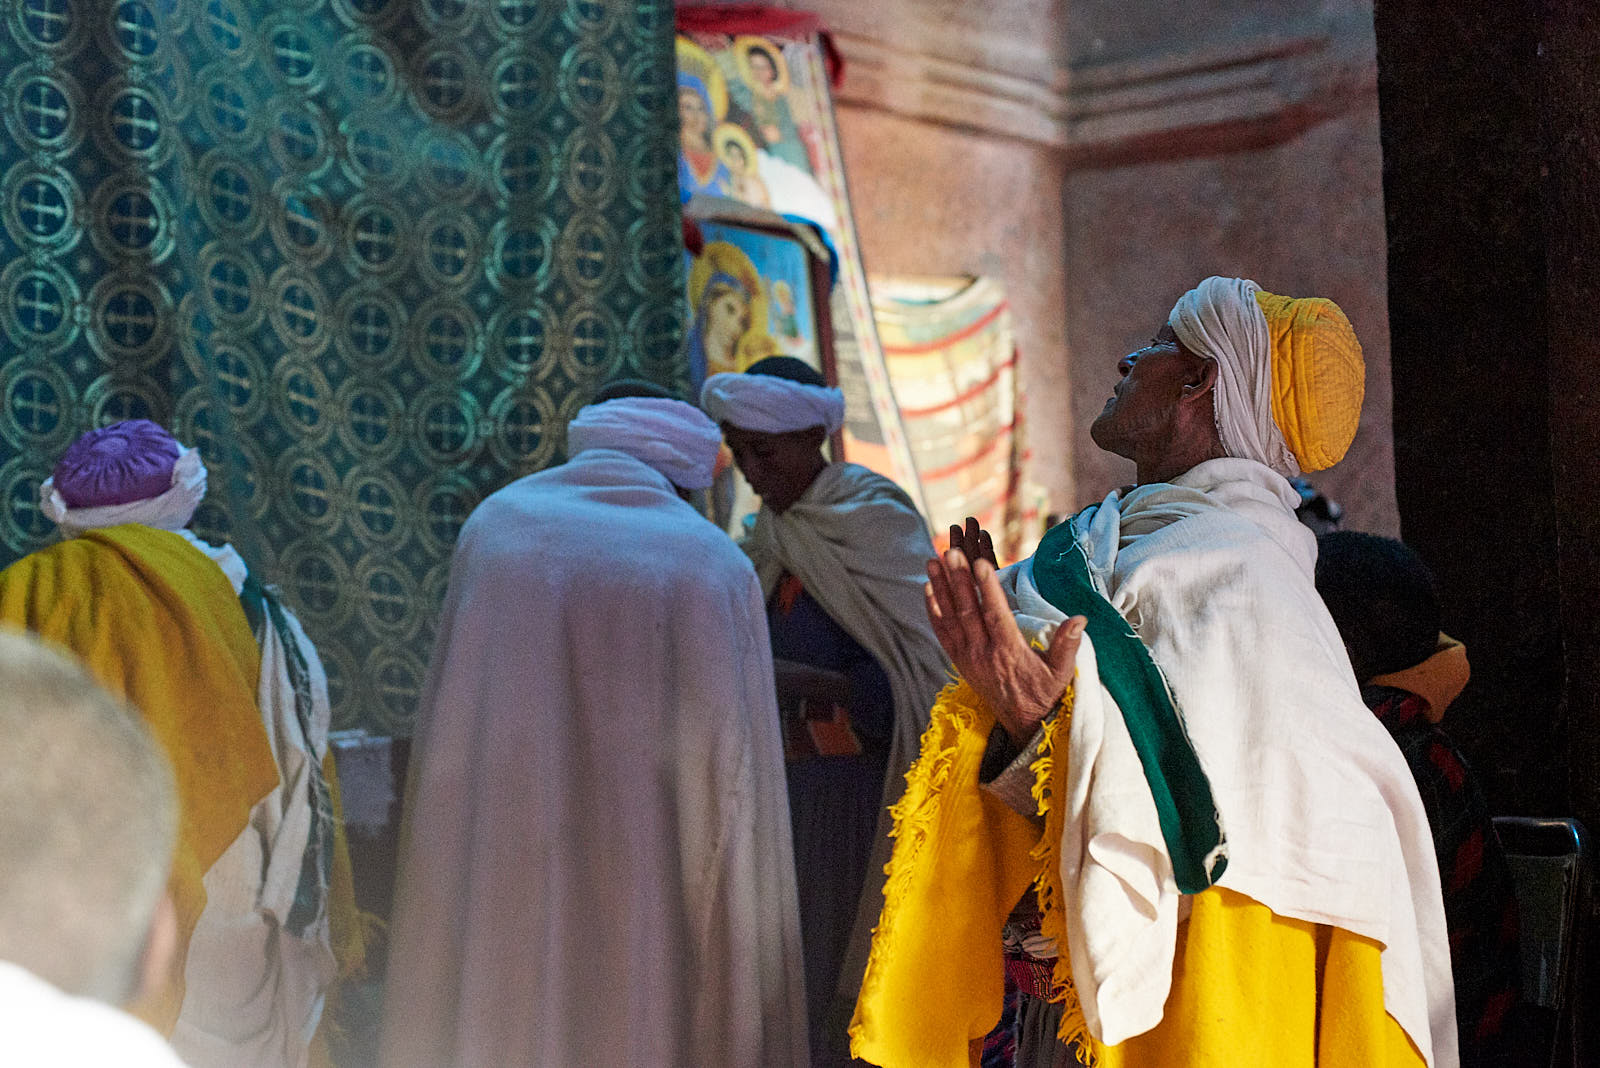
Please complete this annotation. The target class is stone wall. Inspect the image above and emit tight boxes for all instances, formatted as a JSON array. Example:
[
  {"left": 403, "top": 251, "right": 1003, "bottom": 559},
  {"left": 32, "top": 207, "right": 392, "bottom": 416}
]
[{"left": 806, "top": 0, "right": 1398, "bottom": 530}]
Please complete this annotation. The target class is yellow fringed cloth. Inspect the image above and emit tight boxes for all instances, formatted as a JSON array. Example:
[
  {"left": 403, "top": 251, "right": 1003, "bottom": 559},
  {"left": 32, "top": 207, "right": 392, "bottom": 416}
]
[
  {"left": 850, "top": 678, "right": 1426, "bottom": 1068},
  {"left": 850, "top": 677, "right": 1091, "bottom": 1067},
  {"left": 0, "top": 524, "right": 277, "bottom": 1031}
]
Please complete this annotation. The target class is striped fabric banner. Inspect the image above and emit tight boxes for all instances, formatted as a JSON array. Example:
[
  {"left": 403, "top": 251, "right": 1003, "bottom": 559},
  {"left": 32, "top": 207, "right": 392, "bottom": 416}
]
[{"left": 872, "top": 277, "right": 1048, "bottom": 563}]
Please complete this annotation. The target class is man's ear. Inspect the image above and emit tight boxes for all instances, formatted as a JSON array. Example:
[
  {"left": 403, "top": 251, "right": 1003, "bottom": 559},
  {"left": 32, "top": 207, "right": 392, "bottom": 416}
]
[
  {"left": 800, "top": 425, "right": 828, "bottom": 450},
  {"left": 132, "top": 893, "right": 177, "bottom": 1008},
  {"left": 1181, "top": 356, "right": 1219, "bottom": 402}
]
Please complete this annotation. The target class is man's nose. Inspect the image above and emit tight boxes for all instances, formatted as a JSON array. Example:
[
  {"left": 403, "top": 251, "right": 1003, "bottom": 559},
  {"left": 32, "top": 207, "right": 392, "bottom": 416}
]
[{"left": 1118, "top": 352, "right": 1137, "bottom": 375}]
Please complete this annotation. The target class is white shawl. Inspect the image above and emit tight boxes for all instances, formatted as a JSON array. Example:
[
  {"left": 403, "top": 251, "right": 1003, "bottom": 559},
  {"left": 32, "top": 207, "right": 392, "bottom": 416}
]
[
  {"left": 1003, "top": 457, "right": 1456, "bottom": 1066},
  {"left": 742, "top": 462, "right": 949, "bottom": 1016},
  {"left": 169, "top": 532, "right": 335, "bottom": 1068}
]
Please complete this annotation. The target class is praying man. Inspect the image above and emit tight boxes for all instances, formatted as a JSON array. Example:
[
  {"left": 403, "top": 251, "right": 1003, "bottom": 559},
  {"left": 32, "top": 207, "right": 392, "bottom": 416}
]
[
  {"left": 850, "top": 277, "right": 1457, "bottom": 1068},
  {"left": 381, "top": 390, "right": 810, "bottom": 1068}
]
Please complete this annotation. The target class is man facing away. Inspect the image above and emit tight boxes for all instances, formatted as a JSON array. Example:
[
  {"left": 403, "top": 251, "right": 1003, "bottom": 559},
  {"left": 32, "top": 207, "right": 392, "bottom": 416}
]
[
  {"left": 851, "top": 277, "right": 1457, "bottom": 1068},
  {"left": 0, "top": 419, "right": 364, "bottom": 1068},
  {"left": 0, "top": 629, "right": 188, "bottom": 1066},
  {"left": 701, "top": 358, "right": 949, "bottom": 1064},
  {"left": 381, "top": 390, "right": 809, "bottom": 1068}
]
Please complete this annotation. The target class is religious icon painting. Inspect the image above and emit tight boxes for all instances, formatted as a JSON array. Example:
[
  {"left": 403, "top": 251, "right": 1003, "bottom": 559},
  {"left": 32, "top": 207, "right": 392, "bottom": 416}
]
[
  {"left": 675, "top": 11, "right": 928, "bottom": 516},
  {"left": 684, "top": 217, "right": 832, "bottom": 392}
]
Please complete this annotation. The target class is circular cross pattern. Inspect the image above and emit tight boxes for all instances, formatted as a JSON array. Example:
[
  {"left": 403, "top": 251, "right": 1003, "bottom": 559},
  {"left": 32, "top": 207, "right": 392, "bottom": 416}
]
[
  {"left": 9, "top": 68, "right": 84, "bottom": 154},
  {"left": 272, "top": 356, "right": 335, "bottom": 445},
  {"left": 410, "top": 295, "right": 482, "bottom": 378},
  {"left": 489, "top": 134, "right": 549, "bottom": 199},
  {"left": 268, "top": 103, "right": 330, "bottom": 176},
  {"left": 412, "top": 383, "right": 482, "bottom": 464},
  {"left": 14, "top": 0, "right": 88, "bottom": 55},
  {"left": 487, "top": 302, "right": 557, "bottom": 382},
  {"left": 279, "top": 447, "right": 345, "bottom": 532},
  {"left": 334, "top": 376, "right": 406, "bottom": 461},
  {"left": 414, "top": 44, "right": 476, "bottom": 121},
  {"left": 418, "top": 131, "right": 483, "bottom": 203},
  {"left": 487, "top": 385, "right": 557, "bottom": 471},
  {"left": 269, "top": 268, "right": 330, "bottom": 352},
  {"left": 341, "top": 192, "right": 410, "bottom": 278},
  {"left": 83, "top": 372, "right": 165, "bottom": 426},
  {"left": 560, "top": 304, "right": 622, "bottom": 382},
  {"left": 417, "top": 208, "right": 481, "bottom": 291},
  {"left": 488, "top": 217, "right": 557, "bottom": 291},
  {"left": 196, "top": 149, "right": 263, "bottom": 237},
  {"left": 0, "top": 456, "right": 56, "bottom": 550},
  {"left": 197, "top": 243, "right": 265, "bottom": 328},
  {"left": 339, "top": 117, "right": 409, "bottom": 187},
  {"left": 355, "top": 554, "right": 420, "bottom": 639},
  {"left": 334, "top": 285, "right": 407, "bottom": 368},
  {"left": 207, "top": 341, "right": 268, "bottom": 422},
  {"left": 4, "top": 164, "right": 80, "bottom": 253},
  {"left": 269, "top": 180, "right": 334, "bottom": 268},
  {"left": 1, "top": 358, "right": 75, "bottom": 449},
  {"left": 345, "top": 467, "right": 408, "bottom": 545},
  {"left": 414, "top": 471, "right": 480, "bottom": 554},
  {"left": 1, "top": 260, "right": 79, "bottom": 354},
  {"left": 279, "top": 536, "right": 354, "bottom": 628},
  {"left": 265, "top": 17, "right": 324, "bottom": 88},
  {"left": 87, "top": 274, "right": 172, "bottom": 366},
  {"left": 90, "top": 176, "right": 175, "bottom": 264}
]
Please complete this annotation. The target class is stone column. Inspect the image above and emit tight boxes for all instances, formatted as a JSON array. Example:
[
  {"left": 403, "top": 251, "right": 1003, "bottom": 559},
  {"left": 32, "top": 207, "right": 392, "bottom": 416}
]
[{"left": 1375, "top": 0, "right": 1600, "bottom": 830}]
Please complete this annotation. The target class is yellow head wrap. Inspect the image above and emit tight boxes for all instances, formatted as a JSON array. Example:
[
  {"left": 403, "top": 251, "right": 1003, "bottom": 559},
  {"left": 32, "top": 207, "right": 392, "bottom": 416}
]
[{"left": 1253, "top": 289, "right": 1365, "bottom": 473}]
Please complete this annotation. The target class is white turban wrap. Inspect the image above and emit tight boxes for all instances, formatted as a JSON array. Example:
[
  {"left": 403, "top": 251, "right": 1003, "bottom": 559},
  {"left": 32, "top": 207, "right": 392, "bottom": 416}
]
[
  {"left": 566, "top": 397, "right": 723, "bottom": 490},
  {"left": 1168, "top": 275, "right": 1301, "bottom": 480},
  {"left": 40, "top": 446, "right": 208, "bottom": 536},
  {"left": 699, "top": 372, "right": 846, "bottom": 435}
]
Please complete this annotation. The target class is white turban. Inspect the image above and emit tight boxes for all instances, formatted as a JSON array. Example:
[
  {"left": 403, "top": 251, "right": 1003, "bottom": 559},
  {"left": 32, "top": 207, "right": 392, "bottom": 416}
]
[
  {"left": 566, "top": 397, "right": 722, "bottom": 490},
  {"left": 1168, "top": 276, "right": 1300, "bottom": 480},
  {"left": 699, "top": 372, "right": 846, "bottom": 435},
  {"left": 40, "top": 446, "right": 208, "bottom": 536}
]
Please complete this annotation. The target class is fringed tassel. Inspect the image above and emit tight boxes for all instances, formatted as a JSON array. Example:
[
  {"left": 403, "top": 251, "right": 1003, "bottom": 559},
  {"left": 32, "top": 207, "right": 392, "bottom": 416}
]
[
  {"left": 1028, "top": 683, "right": 1097, "bottom": 1067},
  {"left": 850, "top": 677, "right": 981, "bottom": 1055}
]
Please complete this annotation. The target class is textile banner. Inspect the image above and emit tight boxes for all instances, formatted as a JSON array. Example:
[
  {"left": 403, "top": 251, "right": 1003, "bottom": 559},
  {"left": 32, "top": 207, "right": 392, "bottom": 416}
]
[
  {"left": 0, "top": 0, "right": 686, "bottom": 735},
  {"left": 674, "top": 7, "right": 926, "bottom": 514},
  {"left": 872, "top": 277, "right": 1048, "bottom": 564}
]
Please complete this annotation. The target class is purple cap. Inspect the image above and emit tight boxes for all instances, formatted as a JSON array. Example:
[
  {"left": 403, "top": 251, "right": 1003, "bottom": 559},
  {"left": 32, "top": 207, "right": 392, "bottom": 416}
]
[{"left": 52, "top": 420, "right": 182, "bottom": 509}]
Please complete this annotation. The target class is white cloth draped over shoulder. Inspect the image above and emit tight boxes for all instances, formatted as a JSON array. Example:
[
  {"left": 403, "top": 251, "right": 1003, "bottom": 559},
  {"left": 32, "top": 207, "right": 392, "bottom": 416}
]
[
  {"left": 742, "top": 461, "right": 950, "bottom": 1014},
  {"left": 169, "top": 531, "right": 336, "bottom": 1068},
  {"left": 998, "top": 457, "right": 1456, "bottom": 1067},
  {"left": 381, "top": 449, "right": 808, "bottom": 1068}
]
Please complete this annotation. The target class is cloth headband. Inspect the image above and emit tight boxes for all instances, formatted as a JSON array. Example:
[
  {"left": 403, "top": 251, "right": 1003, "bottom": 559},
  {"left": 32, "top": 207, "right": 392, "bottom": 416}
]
[
  {"left": 1168, "top": 276, "right": 1301, "bottom": 480},
  {"left": 699, "top": 372, "right": 845, "bottom": 435},
  {"left": 566, "top": 397, "right": 723, "bottom": 490},
  {"left": 41, "top": 445, "right": 208, "bottom": 536}
]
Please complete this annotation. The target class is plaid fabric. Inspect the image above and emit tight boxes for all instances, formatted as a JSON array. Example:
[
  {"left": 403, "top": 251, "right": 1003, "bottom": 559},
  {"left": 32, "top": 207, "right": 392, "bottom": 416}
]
[{"left": 1364, "top": 685, "right": 1522, "bottom": 1065}]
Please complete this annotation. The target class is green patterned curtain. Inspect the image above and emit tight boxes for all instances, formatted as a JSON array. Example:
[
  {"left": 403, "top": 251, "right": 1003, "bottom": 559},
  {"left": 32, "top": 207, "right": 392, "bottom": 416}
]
[{"left": 0, "top": 0, "right": 686, "bottom": 735}]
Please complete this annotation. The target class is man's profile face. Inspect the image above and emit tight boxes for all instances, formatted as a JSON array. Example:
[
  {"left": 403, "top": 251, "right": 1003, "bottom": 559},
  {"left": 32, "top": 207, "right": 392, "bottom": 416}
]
[{"left": 1089, "top": 322, "right": 1196, "bottom": 460}]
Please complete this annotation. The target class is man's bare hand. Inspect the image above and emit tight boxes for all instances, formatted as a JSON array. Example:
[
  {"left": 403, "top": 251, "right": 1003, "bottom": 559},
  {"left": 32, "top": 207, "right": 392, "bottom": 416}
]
[
  {"left": 924, "top": 548, "right": 1085, "bottom": 746},
  {"left": 948, "top": 516, "right": 998, "bottom": 570}
]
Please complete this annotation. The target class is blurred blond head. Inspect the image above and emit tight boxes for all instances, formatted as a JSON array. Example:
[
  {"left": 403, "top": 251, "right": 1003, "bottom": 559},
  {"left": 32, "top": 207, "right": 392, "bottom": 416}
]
[{"left": 0, "top": 630, "right": 177, "bottom": 1004}]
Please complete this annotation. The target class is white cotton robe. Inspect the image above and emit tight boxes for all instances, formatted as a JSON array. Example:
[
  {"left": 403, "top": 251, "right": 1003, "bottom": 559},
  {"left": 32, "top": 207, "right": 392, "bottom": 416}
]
[{"left": 380, "top": 449, "right": 808, "bottom": 1068}]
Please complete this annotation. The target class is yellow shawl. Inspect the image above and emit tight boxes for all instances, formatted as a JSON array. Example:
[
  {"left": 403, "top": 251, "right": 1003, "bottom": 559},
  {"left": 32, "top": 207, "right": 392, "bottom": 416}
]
[
  {"left": 0, "top": 524, "right": 277, "bottom": 1030},
  {"left": 850, "top": 678, "right": 1088, "bottom": 1066}
]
